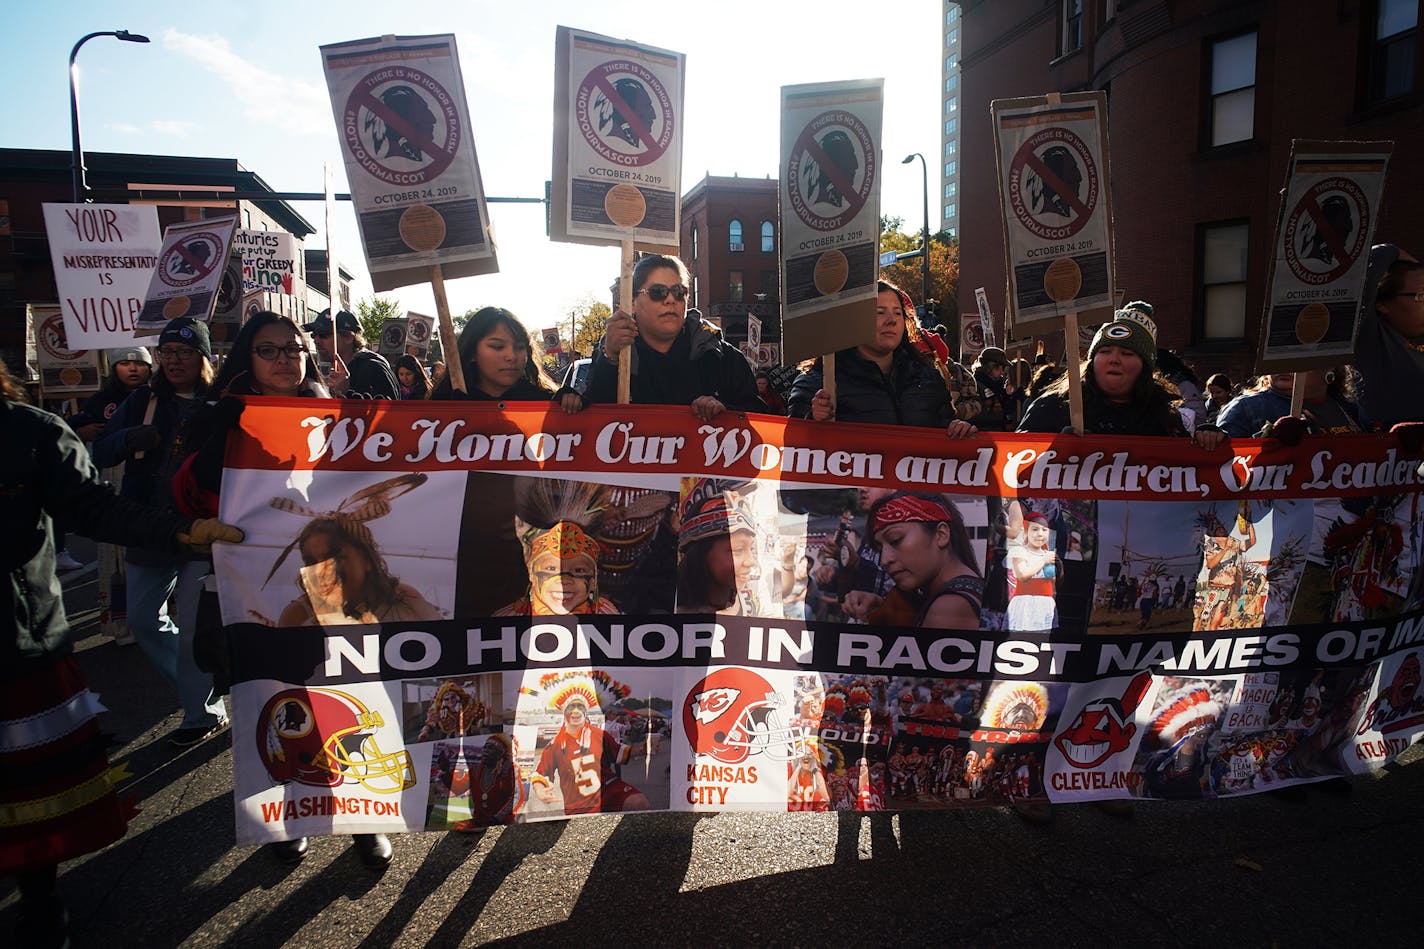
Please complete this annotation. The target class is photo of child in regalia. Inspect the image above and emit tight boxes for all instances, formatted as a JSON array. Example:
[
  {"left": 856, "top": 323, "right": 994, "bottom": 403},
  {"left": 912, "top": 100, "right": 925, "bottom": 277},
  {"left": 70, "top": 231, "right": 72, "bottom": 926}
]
[
  {"left": 1005, "top": 506, "right": 1059, "bottom": 631},
  {"left": 676, "top": 479, "right": 766, "bottom": 615}
]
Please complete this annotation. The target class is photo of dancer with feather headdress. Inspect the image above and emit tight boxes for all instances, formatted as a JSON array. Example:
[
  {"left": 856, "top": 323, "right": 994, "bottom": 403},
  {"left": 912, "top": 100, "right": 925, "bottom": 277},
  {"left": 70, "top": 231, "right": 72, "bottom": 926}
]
[{"left": 494, "top": 478, "right": 621, "bottom": 616}]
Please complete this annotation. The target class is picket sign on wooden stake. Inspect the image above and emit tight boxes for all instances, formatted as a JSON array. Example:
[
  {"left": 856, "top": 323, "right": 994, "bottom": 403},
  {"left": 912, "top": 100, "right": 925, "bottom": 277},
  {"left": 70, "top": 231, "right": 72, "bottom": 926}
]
[{"left": 429, "top": 265, "right": 467, "bottom": 395}]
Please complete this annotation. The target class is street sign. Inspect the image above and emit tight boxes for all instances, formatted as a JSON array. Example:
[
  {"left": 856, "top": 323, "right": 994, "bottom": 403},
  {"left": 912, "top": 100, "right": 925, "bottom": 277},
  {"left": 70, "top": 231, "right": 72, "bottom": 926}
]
[{"left": 879, "top": 249, "right": 898, "bottom": 267}]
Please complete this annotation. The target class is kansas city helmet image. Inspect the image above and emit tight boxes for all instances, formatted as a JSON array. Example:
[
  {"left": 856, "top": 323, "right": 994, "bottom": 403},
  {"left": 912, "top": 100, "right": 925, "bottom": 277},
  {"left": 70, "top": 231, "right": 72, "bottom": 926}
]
[
  {"left": 257, "top": 687, "right": 416, "bottom": 793},
  {"left": 683, "top": 667, "right": 810, "bottom": 765}
]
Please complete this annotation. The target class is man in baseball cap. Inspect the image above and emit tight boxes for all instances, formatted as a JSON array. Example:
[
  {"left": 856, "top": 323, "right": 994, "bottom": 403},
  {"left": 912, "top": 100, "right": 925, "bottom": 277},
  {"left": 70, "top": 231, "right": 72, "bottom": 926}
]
[{"left": 303, "top": 309, "right": 397, "bottom": 399}]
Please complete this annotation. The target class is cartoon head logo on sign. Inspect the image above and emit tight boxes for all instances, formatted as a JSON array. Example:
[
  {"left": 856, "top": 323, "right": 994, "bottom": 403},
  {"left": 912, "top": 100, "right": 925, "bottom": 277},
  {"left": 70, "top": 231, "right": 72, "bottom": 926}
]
[
  {"left": 343, "top": 68, "right": 460, "bottom": 185},
  {"left": 160, "top": 233, "right": 223, "bottom": 289},
  {"left": 1054, "top": 671, "right": 1151, "bottom": 769},
  {"left": 683, "top": 667, "right": 809, "bottom": 765},
  {"left": 787, "top": 111, "right": 876, "bottom": 233},
  {"left": 1008, "top": 127, "right": 1099, "bottom": 242},
  {"left": 1284, "top": 177, "right": 1370, "bottom": 285},
  {"left": 576, "top": 61, "right": 675, "bottom": 166},
  {"left": 257, "top": 687, "right": 416, "bottom": 793}
]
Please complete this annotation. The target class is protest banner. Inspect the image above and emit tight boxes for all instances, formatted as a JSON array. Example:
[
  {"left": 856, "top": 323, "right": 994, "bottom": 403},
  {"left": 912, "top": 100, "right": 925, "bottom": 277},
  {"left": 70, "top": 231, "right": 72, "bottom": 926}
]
[
  {"left": 213, "top": 400, "right": 1424, "bottom": 842},
  {"left": 42, "top": 203, "right": 162, "bottom": 349},
  {"left": 992, "top": 91, "right": 1115, "bottom": 336},
  {"left": 31, "top": 304, "right": 101, "bottom": 397},
  {"left": 322, "top": 34, "right": 499, "bottom": 394},
  {"left": 134, "top": 216, "right": 240, "bottom": 335},
  {"left": 551, "top": 26, "right": 685, "bottom": 254},
  {"left": 779, "top": 79, "right": 884, "bottom": 366},
  {"left": 1257, "top": 141, "right": 1392, "bottom": 374}
]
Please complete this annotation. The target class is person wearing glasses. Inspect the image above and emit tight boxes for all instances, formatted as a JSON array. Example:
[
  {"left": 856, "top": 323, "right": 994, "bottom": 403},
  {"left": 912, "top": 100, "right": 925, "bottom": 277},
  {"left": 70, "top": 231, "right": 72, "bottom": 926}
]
[
  {"left": 92, "top": 317, "right": 229, "bottom": 748},
  {"left": 303, "top": 309, "right": 399, "bottom": 400},
  {"left": 586, "top": 254, "right": 765, "bottom": 419},
  {"left": 1357, "top": 244, "right": 1424, "bottom": 428},
  {"left": 172, "top": 312, "right": 397, "bottom": 870}
]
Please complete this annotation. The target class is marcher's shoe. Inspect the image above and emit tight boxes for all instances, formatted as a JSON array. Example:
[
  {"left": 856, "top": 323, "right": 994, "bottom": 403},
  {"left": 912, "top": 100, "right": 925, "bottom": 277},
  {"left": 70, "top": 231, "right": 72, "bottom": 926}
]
[
  {"left": 54, "top": 551, "right": 86, "bottom": 572},
  {"left": 268, "top": 837, "right": 309, "bottom": 864},
  {"left": 169, "top": 718, "right": 230, "bottom": 748},
  {"left": 1093, "top": 798, "right": 1135, "bottom": 817},
  {"left": 353, "top": 833, "right": 393, "bottom": 869},
  {"left": 1012, "top": 800, "right": 1054, "bottom": 824}
]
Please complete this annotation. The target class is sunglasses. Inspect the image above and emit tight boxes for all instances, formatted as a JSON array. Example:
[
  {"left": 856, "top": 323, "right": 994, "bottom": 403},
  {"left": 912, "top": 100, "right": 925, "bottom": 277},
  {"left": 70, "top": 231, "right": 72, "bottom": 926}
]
[
  {"left": 253, "top": 343, "right": 306, "bottom": 361},
  {"left": 636, "top": 283, "right": 689, "bottom": 302}
]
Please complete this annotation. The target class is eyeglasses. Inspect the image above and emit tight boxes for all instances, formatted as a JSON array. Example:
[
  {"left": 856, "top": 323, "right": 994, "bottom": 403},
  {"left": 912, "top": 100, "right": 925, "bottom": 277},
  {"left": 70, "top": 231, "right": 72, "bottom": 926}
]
[
  {"left": 156, "top": 346, "right": 199, "bottom": 361},
  {"left": 636, "top": 283, "right": 689, "bottom": 302},
  {"left": 253, "top": 343, "right": 306, "bottom": 361},
  {"left": 1383, "top": 290, "right": 1424, "bottom": 303}
]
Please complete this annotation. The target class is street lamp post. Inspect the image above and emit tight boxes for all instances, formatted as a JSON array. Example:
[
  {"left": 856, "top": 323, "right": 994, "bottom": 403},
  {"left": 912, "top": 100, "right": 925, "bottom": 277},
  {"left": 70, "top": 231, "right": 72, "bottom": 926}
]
[
  {"left": 901, "top": 152, "right": 931, "bottom": 325},
  {"left": 70, "top": 29, "right": 150, "bottom": 202}
]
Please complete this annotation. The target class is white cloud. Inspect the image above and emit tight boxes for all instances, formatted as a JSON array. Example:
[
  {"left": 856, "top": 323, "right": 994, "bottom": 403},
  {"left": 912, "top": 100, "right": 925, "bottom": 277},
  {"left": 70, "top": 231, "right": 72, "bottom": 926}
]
[
  {"left": 106, "top": 122, "right": 143, "bottom": 135},
  {"left": 161, "top": 28, "right": 332, "bottom": 137},
  {"left": 151, "top": 120, "right": 199, "bottom": 138}
]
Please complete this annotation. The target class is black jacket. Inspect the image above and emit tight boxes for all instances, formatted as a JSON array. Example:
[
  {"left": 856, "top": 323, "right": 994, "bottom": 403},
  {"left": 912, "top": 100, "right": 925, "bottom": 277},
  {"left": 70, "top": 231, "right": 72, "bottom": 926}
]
[
  {"left": 788, "top": 347, "right": 951, "bottom": 428},
  {"left": 2, "top": 400, "right": 189, "bottom": 674},
  {"left": 347, "top": 349, "right": 400, "bottom": 400},
  {"left": 1018, "top": 389, "right": 1187, "bottom": 437},
  {"left": 585, "top": 314, "right": 766, "bottom": 412}
]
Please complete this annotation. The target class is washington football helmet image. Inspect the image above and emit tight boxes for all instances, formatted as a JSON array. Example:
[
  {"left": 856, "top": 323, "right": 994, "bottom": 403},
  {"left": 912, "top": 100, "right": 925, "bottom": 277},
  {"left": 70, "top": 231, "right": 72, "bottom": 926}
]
[
  {"left": 257, "top": 688, "right": 416, "bottom": 793},
  {"left": 683, "top": 667, "right": 811, "bottom": 765}
]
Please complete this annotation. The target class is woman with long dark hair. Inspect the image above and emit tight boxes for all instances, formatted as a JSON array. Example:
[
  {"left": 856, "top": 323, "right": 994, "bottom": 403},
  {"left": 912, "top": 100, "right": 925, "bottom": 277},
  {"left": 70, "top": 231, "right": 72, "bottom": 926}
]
[
  {"left": 864, "top": 491, "right": 983, "bottom": 629},
  {"left": 431, "top": 307, "right": 559, "bottom": 401},
  {"left": 395, "top": 353, "right": 431, "bottom": 400}
]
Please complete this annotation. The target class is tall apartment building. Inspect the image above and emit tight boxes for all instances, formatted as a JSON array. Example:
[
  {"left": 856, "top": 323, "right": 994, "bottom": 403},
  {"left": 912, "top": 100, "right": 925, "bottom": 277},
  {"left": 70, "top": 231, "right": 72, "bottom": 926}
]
[
  {"left": 958, "top": 0, "right": 1422, "bottom": 376},
  {"left": 943, "top": 2, "right": 964, "bottom": 237}
]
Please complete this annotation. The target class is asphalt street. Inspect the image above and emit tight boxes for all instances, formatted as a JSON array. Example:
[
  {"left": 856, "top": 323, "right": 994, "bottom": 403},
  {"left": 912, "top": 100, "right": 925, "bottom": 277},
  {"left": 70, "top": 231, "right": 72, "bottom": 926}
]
[{"left": 4, "top": 536, "right": 1422, "bottom": 947}]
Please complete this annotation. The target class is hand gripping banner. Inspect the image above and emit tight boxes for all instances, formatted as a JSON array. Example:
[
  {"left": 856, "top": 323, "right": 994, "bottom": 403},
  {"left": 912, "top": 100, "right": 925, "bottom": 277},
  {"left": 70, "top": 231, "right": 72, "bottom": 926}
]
[{"left": 212, "top": 401, "right": 1424, "bottom": 843}]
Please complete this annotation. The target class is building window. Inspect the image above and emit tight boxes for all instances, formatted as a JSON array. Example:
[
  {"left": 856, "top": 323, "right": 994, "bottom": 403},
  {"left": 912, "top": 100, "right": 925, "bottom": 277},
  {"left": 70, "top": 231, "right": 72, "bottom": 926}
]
[
  {"left": 945, "top": 74, "right": 958, "bottom": 92},
  {"left": 945, "top": 202, "right": 958, "bottom": 219},
  {"left": 759, "top": 220, "right": 774, "bottom": 253},
  {"left": 1062, "top": 0, "right": 1083, "bottom": 54},
  {"left": 760, "top": 270, "right": 778, "bottom": 300},
  {"left": 691, "top": 225, "right": 698, "bottom": 260},
  {"left": 947, "top": 28, "right": 959, "bottom": 46},
  {"left": 692, "top": 275, "right": 699, "bottom": 308},
  {"left": 1200, "top": 222, "right": 1249, "bottom": 338},
  {"left": 945, "top": 96, "right": 958, "bottom": 113},
  {"left": 944, "top": 182, "right": 958, "bottom": 198},
  {"left": 946, "top": 53, "right": 959, "bottom": 70},
  {"left": 944, "top": 160, "right": 957, "bottom": 177},
  {"left": 948, "top": 6, "right": 959, "bottom": 25},
  {"left": 1370, "top": 0, "right": 1418, "bottom": 101},
  {"left": 944, "top": 140, "right": 957, "bottom": 157},
  {"left": 1208, "top": 31, "right": 1257, "bottom": 146},
  {"left": 729, "top": 219, "right": 743, "bottom": 252},
  {"left": 945, "top": 117, "right": 958, "bottom": 135},
  {"left": 729, "top": 270, "right": 744, "bottom": 303}
]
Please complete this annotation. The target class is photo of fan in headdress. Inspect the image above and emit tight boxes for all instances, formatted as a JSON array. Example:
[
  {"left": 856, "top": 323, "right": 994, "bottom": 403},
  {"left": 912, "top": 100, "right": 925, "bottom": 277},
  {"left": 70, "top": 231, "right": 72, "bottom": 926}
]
[
  {"left": 495, "top": 479, "right": 620, "bottom": 616},
  {"left": 676, "top": 479, "right": 767, "bottom": 615},
  {"left": 402, "top": 674, "right": 503, "bottom": 742},
  {"left": 426, "top": 733, "right": 525, "bottom": 830}
]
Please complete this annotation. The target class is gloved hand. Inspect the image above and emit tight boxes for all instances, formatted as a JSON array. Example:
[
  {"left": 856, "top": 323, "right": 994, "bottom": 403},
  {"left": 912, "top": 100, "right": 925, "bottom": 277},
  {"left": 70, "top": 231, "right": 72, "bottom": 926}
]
[
  {"left": 1268, "top": 415, "right": 1308, "bottom": 447},
  {"left": 177, "top": 518, "right": 244, "bottom": 554},
  {"left": 124, "top": 425, "right": 162, "bottom": 454},
  {"left": 1390, "top": 422, "right": 1424, "bottom": 454}
]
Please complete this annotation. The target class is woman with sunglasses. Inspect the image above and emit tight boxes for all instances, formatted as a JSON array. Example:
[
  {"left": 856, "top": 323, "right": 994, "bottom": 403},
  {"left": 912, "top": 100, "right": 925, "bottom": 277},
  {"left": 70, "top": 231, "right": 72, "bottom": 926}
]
[
  {"left": 587, "top": 254, "right": 765, "bottom": 420},
  {"left": 172, "top": 312, "right": 395, "bottom": 870},
  {"left": 430, "top": 306, "right": 563, "bottom": 403}
]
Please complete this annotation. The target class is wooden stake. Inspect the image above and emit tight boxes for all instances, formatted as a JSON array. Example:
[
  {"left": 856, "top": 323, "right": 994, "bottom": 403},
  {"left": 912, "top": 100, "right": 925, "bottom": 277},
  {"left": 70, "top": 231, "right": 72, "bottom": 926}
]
[
  {"left": 824, "top": 351, "right": 837, "bottom": 412},
  {"left": 618, "top": 240, "right": 635, "bottom": 404},
  {"left": 429, "top": 264, "right": 466, "bottom": 395},
  {"left": 1064, "top": 310, "right": 1086, "bottom": 434},
  {"left": 1289, "top": 371, "right": 1304, "bottom": 417}
]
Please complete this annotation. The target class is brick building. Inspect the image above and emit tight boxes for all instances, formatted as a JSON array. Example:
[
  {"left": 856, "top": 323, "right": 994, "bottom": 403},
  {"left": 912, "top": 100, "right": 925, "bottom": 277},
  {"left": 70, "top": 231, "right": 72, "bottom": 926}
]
[
  {"left": 958, "top": 0, "right": 1423, "bottom": 380},
  {"left": 680, "top": 174, "right": 782, "bottom": 366}
]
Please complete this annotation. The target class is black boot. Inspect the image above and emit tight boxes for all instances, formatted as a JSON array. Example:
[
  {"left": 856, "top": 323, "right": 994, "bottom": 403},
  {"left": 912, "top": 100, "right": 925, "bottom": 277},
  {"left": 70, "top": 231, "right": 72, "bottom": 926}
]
[
  {"left": 353, "top": 833, "right": 393, "bottom": 869},
  {"left": 268, "top": 836, "right": 309, "bottom": 864}
]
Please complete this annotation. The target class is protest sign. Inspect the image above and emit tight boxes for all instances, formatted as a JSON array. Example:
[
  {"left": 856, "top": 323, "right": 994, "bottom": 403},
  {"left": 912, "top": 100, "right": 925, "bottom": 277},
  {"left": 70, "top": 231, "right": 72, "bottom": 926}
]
[
  {"left": 1258, "top": 141, "right": 1392, "bottom": 372},
  {"left": 960, "top": 314, "right": 986, "bottom": 363},
  {"left": 214, "top": 401, "right": 1424, "bottom": 841},
  {"left": 992, "top": 92, "right": 1115, "bottom": 335},
  {"left": 31, "top": 304, "right": 101, "bottom": 397},
  {"left": 405, "top": 311, "right": 435, "bottom": 357},
  {"left": 42, "top": 203, "right": 161, "bottom": 348},
  {"left": 134, "top": 216, "right": 239, "bottom": 334},
  {"left": 236, "top": 228, "right": 299, "bottom": 296},
  {"left": 779, "top": 79, "right": 883, "bottom": 364},
  {"left": 551, "top": 26, "right": 685, "bottom": 254},
  {"left": 378, "top": 317, "right": 409, "bottom": 357},
  {"left": 321, "top": 34, "right": 498, "bottom": 292}
]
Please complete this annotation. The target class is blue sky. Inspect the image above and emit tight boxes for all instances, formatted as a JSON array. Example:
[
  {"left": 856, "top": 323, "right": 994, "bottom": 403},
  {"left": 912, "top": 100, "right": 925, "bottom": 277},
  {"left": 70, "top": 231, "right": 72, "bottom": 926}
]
[{"left": 4, "top": 1, "right": 941, "bottom": 328}]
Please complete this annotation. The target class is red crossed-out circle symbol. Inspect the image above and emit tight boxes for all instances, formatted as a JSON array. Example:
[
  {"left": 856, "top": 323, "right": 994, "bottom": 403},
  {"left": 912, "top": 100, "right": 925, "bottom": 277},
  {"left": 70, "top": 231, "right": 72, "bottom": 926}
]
[
  {"left": 1284, "top": 177, "right": 1369, "bottom": 285},
  {"left": 576, "top": 60, "right": 675, "bottom": 168},
  {"left": 1007, "top": 126, "right": 1099, "bottom": 242},
  {"left": 787, "top": 111, "right": 877, "bottom": 232},
  {"left": 344, "top": 67, "right": 460, "bottom": 186},
  {"left": 39, "top": 313, "right": 81, "bottom": 360},
  {"left": 159, "top": 232, "right": 224, "bottom": 289}
]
